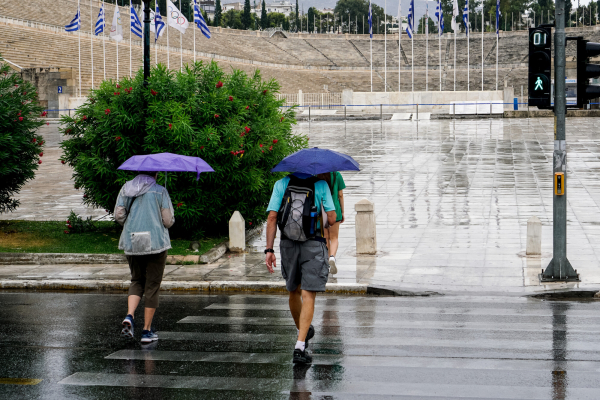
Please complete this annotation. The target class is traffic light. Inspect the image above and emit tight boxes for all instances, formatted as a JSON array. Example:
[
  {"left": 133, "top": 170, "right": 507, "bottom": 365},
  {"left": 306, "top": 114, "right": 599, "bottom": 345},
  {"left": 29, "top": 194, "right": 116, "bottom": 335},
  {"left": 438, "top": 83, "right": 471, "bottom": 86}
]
[
  {"left": 576, "top": 38, "right": 600, "bottom": 108},
  {"left": 528, "top": 27, "right": 552, "bottom": 109}
]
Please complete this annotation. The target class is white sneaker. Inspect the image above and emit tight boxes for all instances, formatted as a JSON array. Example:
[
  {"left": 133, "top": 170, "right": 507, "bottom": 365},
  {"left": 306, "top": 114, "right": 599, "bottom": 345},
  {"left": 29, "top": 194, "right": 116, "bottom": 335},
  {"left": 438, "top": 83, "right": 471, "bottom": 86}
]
[{"left": 328, "top": 256, "right": 337, "bottom": 275}]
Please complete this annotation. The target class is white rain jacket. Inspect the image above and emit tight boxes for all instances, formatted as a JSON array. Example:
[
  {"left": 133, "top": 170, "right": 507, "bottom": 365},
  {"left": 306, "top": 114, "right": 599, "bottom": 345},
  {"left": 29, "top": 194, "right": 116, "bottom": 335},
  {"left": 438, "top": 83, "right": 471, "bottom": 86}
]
[{"left": 114, "top": 175, "right": 175, "bottom": 256}]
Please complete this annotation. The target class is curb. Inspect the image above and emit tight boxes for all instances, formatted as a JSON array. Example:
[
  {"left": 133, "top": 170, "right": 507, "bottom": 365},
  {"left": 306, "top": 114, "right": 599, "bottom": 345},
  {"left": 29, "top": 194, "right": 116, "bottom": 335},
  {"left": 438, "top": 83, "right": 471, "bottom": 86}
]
[{"left": 0, "top": 279, "right": 367, "bottom": 295}]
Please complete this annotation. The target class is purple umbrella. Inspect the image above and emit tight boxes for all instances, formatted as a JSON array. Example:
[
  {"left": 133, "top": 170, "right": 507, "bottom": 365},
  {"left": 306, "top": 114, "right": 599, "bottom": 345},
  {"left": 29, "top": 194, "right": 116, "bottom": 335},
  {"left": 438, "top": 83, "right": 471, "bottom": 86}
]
[{"left": 118, "top": 153, "right": 214, "bottom": 181}]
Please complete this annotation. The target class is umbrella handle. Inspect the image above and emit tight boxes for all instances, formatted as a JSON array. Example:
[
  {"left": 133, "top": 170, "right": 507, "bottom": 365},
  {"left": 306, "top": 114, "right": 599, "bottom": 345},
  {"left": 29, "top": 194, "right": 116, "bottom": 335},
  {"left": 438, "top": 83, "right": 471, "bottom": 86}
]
[{"left": 165, "top": 171, "right": 167, "bottom": 190}]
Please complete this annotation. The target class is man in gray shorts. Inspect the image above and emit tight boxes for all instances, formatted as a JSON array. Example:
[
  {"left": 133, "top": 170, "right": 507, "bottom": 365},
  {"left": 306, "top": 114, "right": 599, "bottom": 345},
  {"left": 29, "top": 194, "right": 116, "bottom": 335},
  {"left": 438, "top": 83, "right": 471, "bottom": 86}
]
[{"left": 265, "top": 172, "right": 336, "bottom": 364}]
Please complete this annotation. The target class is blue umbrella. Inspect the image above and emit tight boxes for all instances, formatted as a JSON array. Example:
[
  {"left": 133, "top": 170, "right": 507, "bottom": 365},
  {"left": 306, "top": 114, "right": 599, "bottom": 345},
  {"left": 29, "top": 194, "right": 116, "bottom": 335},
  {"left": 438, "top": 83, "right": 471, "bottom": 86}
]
[{"left": 271, "top": 147, "right": 360, "bottom": 175}]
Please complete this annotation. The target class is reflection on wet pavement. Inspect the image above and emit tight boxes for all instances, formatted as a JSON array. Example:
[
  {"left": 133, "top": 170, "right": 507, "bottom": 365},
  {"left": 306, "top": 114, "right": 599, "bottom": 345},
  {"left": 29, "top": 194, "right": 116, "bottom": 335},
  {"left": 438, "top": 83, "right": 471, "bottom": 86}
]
[{"left": 1, "top": 292, "right": 599, "bottom": 399}]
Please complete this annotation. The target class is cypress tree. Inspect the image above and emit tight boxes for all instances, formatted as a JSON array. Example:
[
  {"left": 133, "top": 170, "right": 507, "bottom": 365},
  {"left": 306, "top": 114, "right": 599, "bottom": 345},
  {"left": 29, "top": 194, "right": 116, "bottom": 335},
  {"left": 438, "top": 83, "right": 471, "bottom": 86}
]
[
  {"left": 261, "top": 0, "right": 268, "bottom": 29},
  {"left": 242, "top": 0, "right": 252, "bottom": 29},
  {"left": 214, "top": 0, "right": 222, "bottom": 26},
  {"left": 295, "top": 0, "right": 299, "bottom": 31}
]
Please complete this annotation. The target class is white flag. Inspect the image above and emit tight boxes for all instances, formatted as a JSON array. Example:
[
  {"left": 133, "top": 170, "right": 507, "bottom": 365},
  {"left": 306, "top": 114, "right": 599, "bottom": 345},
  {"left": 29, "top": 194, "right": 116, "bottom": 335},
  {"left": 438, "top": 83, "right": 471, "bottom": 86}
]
[
  {"left": 166, "top": 0, "right": 189, "bottom": 34},
  {"left": 451, "top": 0, "right": 459, "bottom": 32},
  {"left": 110, "top": 5, "right": 123, "bottom": 41}
]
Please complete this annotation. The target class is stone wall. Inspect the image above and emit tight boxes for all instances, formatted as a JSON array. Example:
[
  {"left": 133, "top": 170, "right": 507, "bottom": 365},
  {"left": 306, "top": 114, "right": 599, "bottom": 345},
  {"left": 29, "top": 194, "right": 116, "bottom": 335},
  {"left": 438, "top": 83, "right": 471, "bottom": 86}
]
[{"left": 20, "top": 67, "right": 75, "bottom": 118}]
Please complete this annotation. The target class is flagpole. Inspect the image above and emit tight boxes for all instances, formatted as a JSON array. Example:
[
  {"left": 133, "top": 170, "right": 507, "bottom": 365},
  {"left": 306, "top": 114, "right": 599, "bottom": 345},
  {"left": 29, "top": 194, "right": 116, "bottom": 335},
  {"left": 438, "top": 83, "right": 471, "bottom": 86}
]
[
  {"left": 369, "top": 0, "right": 372, "bottom": 92},
  {"left": 90, "top": 0, "right": 94, "bottom": 89},
  {"left": 481, "top": 11, "right": 483, "bottom": 91},
  {"left": 78, "top": 1, "right": 81, "bottom": 97},
  {"left": 439, "top": 1, "right": 441, "bottom": 91},
  {"left": 411, "top": 9, "right": 414, "bottom": 92},
  {"left": 130, "top": 0, "right": 132, "bottom": 78},
  {"left": 454, "top": 32, "right": 456, "bottom": 90},
  {"left": 426, "top": 4, "right": 428, "bottom": 92},
  {"left": 167, "top": 15, "right": 170, "bottom": 69},
  {"left": 399, "top": 1, "right": 401, "bottom": 92},
  {"left": 179, "top": 0, "right": 183, "bottom": 71},
  {"left": 384, "top": 0, "right": 387, "bottom": 92},
  {"left": 103, "top": 1, "right": 106, "bottom": 81},
  {"left": 193, "top": 3, "right": 196, "bottom": 63},
  {"left": 467, "top": 13, "right": 469, "bottom": 91},
  {"left": 496, "top": 23, "right": 498, "bottom": 90}
]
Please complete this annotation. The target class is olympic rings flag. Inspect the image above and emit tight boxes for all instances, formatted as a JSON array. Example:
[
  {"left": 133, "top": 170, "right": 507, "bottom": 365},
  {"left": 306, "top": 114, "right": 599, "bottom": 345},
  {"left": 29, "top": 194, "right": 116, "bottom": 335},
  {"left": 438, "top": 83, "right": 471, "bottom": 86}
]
[{"left": 166, "top": 0, "right": 189, "bottom": 34}]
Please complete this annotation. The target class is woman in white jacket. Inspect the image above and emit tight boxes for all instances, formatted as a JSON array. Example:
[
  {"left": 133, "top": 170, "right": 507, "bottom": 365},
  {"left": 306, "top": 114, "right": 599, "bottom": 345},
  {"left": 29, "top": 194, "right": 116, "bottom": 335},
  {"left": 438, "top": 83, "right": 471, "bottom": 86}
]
[{"left": 114, "top": 172, "right": 175, "bottom": 343}]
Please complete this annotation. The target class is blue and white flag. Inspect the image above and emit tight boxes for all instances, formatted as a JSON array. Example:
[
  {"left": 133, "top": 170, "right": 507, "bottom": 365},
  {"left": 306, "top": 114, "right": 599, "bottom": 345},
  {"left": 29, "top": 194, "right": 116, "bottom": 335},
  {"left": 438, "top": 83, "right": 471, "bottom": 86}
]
[
  {"left": 154, "top": 6, "right": 166, "bottom": 42},
  {"left": 65, "top": 7, "right": 80, "bottom": 32},
  {"left": 368, "top": 0, "right": 373, "bottom": 39},
  {"left": 463, "top": 0, "right": 469, "bottom": 36},
  {"left": 95, "top": 3, "right": 105, "bottom": 35},
  {"left": 435, "top": 0, "right": 444, "bottom": 36},
  {"left": 496, "top": 0, "right": 500, "bottom": 35},
  {"left": 406, "top": 0, "right": 414, "bottom": 38},
  {"left": 193, "top": 0, "right": 211, "bottom": 38},
  {"left": 130, "top": 1, "right": 143, "bottom": 38}
]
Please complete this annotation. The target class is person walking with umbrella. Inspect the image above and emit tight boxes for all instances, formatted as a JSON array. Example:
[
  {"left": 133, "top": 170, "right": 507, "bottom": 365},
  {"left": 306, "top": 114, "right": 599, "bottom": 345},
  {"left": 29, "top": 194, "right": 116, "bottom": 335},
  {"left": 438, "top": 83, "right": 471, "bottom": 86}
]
[
  {"left": 115, "top": 153, "right": 214, "bottom": 343},
  {"left": 265, "top": 148, "right": 359, "bottom": 364}
]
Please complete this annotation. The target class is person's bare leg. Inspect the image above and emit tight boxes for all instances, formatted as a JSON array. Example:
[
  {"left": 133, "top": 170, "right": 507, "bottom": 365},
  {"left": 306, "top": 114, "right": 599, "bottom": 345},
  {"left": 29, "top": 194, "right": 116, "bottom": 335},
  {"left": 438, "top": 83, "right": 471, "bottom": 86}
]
[
  {"left": 328, "top": 222, "right": 340, "bottom": 257},
  {"left": 289, "top": 285, "right": 302, "bottom": 329},
  {"left": 144, "top": 308, "right": 156, "bottom": 331},
  {"left": 323, "top": 227, "right": 332, "bottom": 257},
  {"left": 297, "top": 290, "right": 316, "bottom": 342},
  {"left": 127, "top": 295, "right": 141, "bottom": 317}
]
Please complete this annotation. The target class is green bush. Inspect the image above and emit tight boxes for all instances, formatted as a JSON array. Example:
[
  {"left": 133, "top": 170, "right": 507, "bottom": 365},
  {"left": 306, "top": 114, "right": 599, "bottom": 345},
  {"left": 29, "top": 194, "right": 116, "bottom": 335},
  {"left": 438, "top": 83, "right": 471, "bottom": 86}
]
[
  {"left": 65, "top": 210, "right": 96, "bottom": 234},
  {"left": 0, "top": 58, "right": 45, "bottom": 213},
  {"left": 60, "top": 61, "right": 305, "bottom": 236}
]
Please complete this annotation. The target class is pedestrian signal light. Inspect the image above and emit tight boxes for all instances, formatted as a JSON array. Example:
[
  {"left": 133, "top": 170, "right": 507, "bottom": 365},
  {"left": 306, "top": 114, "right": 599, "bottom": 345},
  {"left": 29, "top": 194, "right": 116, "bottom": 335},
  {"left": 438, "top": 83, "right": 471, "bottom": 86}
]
[
  {"left": 528, "top": 27, "right": 552, "bottom": 109},
  {"left": 555, "top": 172, "right": 565, "bottom": 196},
  {"left": 576, "top": 38, "right": 600, "bottom": 108}
]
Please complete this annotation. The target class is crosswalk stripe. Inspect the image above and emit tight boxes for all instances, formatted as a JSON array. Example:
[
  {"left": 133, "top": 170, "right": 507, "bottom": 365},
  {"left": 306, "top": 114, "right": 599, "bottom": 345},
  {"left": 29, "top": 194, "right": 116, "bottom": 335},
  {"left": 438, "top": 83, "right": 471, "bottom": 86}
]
[{"left": 58, "top": 372, "right": 600, "bottom": 398}]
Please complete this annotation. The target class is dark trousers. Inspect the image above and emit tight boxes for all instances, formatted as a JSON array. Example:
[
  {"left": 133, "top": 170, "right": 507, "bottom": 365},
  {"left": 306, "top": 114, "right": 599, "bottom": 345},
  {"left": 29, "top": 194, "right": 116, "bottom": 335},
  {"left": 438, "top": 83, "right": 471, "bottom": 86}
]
[{"left": 126, "top": 251, "right": 167, "bottom": 308}]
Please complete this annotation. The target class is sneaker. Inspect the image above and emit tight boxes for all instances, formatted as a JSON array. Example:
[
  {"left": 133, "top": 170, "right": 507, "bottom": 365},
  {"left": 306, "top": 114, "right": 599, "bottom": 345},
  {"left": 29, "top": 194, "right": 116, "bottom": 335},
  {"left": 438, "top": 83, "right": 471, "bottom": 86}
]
[
  {"left": 141, "top": 329, "right": 158, "bottom": 343},
  {"left": 329, "top": 256, "right": 338, "bottom": 275},
  {"left": 293, "top": 348, "right": 312, "bottom": 364},
  {"left": 305, "top": 325, "right": 315, "bottom": 349},
  {"left": 120, "top": 314, "right": 134, "bottom": 339}
]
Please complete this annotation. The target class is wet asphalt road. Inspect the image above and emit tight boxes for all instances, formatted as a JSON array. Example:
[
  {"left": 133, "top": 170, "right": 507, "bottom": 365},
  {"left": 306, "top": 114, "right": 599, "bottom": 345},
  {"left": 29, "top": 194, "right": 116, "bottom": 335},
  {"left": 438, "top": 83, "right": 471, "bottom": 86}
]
[{"left": 1, "top": 292, "right": 600, "bottom": 399}]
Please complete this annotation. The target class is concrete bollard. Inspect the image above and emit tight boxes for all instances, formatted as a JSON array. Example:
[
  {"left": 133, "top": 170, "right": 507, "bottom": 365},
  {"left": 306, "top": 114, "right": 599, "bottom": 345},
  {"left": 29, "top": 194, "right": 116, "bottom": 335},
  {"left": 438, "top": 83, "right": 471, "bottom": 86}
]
[
  {"left": 355, "top": 199, "right": 377, "bottom": 254},
  {"left": 229, "top": 211, "right": 245, "bottom": 253},
  {"left": 526, "top": 216, "right": 542, "bottom": 256}
]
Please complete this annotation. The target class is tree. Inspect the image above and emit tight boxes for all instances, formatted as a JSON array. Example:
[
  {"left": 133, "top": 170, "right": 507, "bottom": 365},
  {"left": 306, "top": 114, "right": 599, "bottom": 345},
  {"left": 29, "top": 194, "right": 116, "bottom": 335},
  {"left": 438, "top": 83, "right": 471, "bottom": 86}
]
[
  {"left": 269, "top": 12, "right": 287, "bottom": 28},
  {"left": 283, "top": 16, "right": 290, "bottom": 31},
  {"left": 417, "top": 15, "right": 436, "bottom": 34},
  {"left": 261, "top": 0, "right": 268, "bottom": 29},
  {"left": 242, "top": 0, "right": 252, "bottom": 29},
  {"left": 307, "top": 7, "right": 315, "bottom": 33},
  {"left": 60, "top": 62, "right": 305, "bottom": 237},
  {"left": 214, "top": 0, "right": 222, "bottom": 26},
  {"left": 0, "top": 59, "right": 45, "bottom": 214},
  {"left": 295, "top": 0, "right": 300, "bottom": 31},
  {"left": 222, "top": 9, "right": 244, "bottom": 29},
  {"left": 334, "top": 0, "right": 389, "bottom": 35}
]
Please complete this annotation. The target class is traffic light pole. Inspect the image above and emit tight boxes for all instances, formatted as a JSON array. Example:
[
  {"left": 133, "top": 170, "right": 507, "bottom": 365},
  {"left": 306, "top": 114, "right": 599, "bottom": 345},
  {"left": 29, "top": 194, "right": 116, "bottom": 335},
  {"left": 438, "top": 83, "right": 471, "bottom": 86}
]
[{"left": 541, "top": 0, "right": 579, "bottom": 282}]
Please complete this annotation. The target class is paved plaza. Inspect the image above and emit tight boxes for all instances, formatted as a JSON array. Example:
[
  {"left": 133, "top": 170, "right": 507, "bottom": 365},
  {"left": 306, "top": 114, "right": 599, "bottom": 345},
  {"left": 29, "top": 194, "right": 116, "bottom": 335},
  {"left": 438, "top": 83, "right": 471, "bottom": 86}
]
[{"left": 4, "top": 118, "right": 600, "bottom": 294}]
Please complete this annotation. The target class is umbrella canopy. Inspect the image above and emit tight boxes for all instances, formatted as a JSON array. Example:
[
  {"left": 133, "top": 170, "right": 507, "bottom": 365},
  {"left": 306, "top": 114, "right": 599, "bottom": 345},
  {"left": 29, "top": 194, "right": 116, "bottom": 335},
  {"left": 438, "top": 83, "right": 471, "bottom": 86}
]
[
  {"left": 271, "top": 147, "right": 360, "bottom": 175},
  {"left": 118, "top": 152, "right": 214, "bottom": 180}
]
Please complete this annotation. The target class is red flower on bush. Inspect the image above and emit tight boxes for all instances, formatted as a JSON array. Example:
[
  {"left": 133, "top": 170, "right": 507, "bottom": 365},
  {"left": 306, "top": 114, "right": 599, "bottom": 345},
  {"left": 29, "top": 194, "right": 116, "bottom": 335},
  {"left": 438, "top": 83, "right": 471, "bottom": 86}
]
[
  {"left": 249, "top": 222, "right": 252, "bottom": 225},
  {"left": 259, "top": 144, "right": 263, "bottom": 148},
  {"left": 228, "top": 96, "right": 233, "bottom": 101},
  {"left": 38, "top": 160, "right": 42, "bottom": 164},
  {"left": 17, "top": 112, "right": 21, "bottom": 116},
  {"left": 151, "top": 89, "right": 157, "bottom": 96},
  {"left": 64, "top": 230, "right": 69, "bottom": 234},
  {"left": 116, "top": 136, "right": 122, "bottom": 141},
  {"left": 32, "top": 138, "right": 37, "bottom": 143},
  {"left": 216, "top": 81, "right": 223, "bottom": 88},
  {"left": 168, "top": 124, "right": 172, "bottom": 129},
  {"left": 61, "top": 160, "right": 65, "bottom": 164},
  {"left": 244, "top": 126, "right": 250, "bottom": 133},
  {"left": 68, "top": 224, "right": 73, "bottom": 229},
  {"left": 280, "top": 117, "right": 284, "bottom": 122},
  {"left": 114, "top": 92, "right": 120, "bottom": 96},
  {"left": 200, "top": 146, "right": 204, "bottom": 149},
  {"left": 18, "top": 117, "right": 23, "bottom": 121},
  {"left": 105, "top": 109, "right": 111, "bottom": 115},
  {"left": 83, "top": 194, "right": 88, "bottom": 198},
  {"left": 273, "top": 139, "right": 278, "bottom": 144},
  {"left": 67, "top": 220, "right": 71, "bottom": 224},
  {"left": 41, "top": 111, "right": 48, "bottom": 117},
  {"left": 269, "top": 145, "right": 273, "bottom": 151},
  {"left": 263, "top": 90, "right": 268, "bottom": 95},
  {"left": 116, "top": 84, "right": 121, "bottom": 88},
  {"left": 39, "top": 141, "right": 43, "bottom": 146},
  {"left": 245, "top": 105, "right": 249, "bottom": 110},
  {"left": 46, "top": 122, "right": 49, "bottom": 126},
  {"left": 240, "top": 133, "right": 245, "bottom": 137},
  {"left": 14, "top": 84, "right": 18, "bottom": 87},
  {"left": 39, "top": 152, "right": 43, "bottom": 157},
  {"left": 214, "top": 114, "right": 219, "bottom": 118},
  {"left": 176, "top": 202, "right": 183, "bottom": 208},
  {"left": 82, "top": 115, "right": 87, "bottom": 121}
]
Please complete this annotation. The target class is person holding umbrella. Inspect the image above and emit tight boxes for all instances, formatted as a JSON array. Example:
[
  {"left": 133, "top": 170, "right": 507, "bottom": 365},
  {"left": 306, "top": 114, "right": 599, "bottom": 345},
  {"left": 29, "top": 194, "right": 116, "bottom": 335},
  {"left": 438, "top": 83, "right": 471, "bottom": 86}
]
[
  {"left": 265, "top": 148, "right": 359, "bottom": 364},
  {"left": 115, "top": 153, "right": 214, "bottom": 343}
]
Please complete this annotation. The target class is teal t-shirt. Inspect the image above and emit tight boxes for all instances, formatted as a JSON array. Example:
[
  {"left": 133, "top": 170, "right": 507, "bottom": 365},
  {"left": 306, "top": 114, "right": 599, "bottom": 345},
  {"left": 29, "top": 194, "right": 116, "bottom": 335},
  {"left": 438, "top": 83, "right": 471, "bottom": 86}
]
[{"left": 267, "top": 174, "right": 335, "bottom": 213}]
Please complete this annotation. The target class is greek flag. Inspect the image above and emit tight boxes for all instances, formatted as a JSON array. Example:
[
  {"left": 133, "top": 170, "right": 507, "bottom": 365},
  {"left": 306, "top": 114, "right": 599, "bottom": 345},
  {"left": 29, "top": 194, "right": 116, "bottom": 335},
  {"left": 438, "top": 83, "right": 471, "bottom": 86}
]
[
  {"left": 154, "top": 6, "right": 165, "bottom": 42},
  {"left": 496, "top": 0, "right": 500, "bottom": 35},
  {"left": 368, "top": 0, "right": 372, "bottom": 39},
  {"left": 406, "top": 0, "right": 414, "bottom": 38},
  {"left": 193, "top": 0, "right": 211, "bottom": 38},
  {"left": 463, "top": 0, "right": 469, "bottom": 36},
  {"left": 130, "top": 1, "right": 143, "bottom": 38},
  {"left": 65, "top": 7, "right": 80, "bottom": 32},
  {"left": 435, "top": 0, "right": 444, "bottom": 36},
  {"left": 95, "top": 4, "right": 105, "bottom": 35}
]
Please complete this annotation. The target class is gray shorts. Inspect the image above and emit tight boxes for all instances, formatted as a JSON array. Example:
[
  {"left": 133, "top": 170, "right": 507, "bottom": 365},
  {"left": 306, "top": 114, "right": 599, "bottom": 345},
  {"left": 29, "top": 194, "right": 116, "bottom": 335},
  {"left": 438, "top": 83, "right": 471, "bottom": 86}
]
[{"left": 280, "top": 239, "right": 329, "bottom": 292}]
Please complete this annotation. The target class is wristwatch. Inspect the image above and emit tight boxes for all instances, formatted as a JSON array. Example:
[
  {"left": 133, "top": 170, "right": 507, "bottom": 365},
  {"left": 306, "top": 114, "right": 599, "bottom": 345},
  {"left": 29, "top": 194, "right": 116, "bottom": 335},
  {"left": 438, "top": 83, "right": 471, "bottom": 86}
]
[{"left": 264, "top": 248, "right": 274, "bottom": 254}]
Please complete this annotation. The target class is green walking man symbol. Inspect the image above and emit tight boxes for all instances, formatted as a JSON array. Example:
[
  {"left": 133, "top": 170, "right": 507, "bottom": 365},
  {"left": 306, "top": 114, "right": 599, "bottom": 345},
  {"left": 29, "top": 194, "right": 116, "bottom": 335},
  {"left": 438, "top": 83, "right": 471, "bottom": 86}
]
[{"left": 535, "top": 77, "right": 544, "bottom": 91}]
